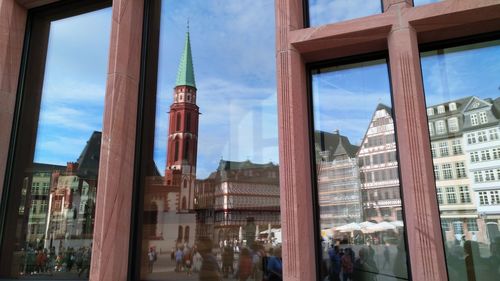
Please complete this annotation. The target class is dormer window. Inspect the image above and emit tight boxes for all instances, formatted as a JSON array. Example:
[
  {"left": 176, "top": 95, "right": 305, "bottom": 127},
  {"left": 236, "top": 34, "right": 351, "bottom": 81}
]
[
  {"left": 449, "top": 102, "right": 457, "bottom": 111},
  {"left": 479, "top": 111, "right": 488, "bottom": 124},
  {"left": 470, "top": 114, "right": 479, "bottom": 126},
  {"left": 427, "top": 108, "right": 434, "bottom": 116},
  {"left": 437, "top": 105, "right": 445, "bottom": 114}
]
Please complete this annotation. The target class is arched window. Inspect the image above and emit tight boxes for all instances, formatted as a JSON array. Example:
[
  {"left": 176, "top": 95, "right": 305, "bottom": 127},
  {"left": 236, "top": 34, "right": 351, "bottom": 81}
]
[
  {"left": 183, "top": 179, "right": 187, "bottom": 189},
  {"left": 184, "top": 139, "right": 190, "bottom": 160},
  {"left": 182, "top": 197, "right": 187, "bottom": 210},
  {"left": 186, "top": 112, "right": 191, "bottom": 131},
  {"left": 174, "top": 140, "right": 179, "bottom": 161},
  {"left": 176, "top": 112, "right": 181, "bottom": 131},
  {"left": 184, "top": 226, "right": 190, "bottom": 243},
  {"left": 177, "top": 226, "right": 183, "bottom": 243}
]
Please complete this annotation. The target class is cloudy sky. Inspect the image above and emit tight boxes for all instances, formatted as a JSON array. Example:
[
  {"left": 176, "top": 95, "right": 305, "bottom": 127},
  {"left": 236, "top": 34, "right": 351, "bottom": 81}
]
[
  {"left": 33, "top": 8, "right": 111, "bottom": 165},
  {"left": 32, "top": 1, "right": 499, "bottom": 179}
]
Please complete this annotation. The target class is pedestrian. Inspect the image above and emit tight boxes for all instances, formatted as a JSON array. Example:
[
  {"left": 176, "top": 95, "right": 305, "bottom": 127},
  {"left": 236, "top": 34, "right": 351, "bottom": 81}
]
[
  {"left": 238, "top": 248, "right": 252, "bottom": 281},
  {"left": 175, "top": 248, "right": 183, "bottom": 272},
  {"left": 147, "top": 247, "right": 157, "bottom": 273},
  {"left": 341, "top": 248, "right": 354, "bottom": 281},
  {"left": 184, "top": 248, "right": 193, "bottom": 275},
  {"left": 266, "top": 247, "right": 282, "bottom": 281},
  {"left": 328, "top": 245, "right": 341, "bottom": 281},
  {"left": 198, "top": 238, "right": 220, "bottom": 281}
]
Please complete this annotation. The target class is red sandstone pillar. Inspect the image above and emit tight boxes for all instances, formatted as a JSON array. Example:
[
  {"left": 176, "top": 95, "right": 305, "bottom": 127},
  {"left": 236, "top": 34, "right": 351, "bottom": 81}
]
[
  {"left": 89, "top": 0, "right": 144, "bottom": 280},
  {"left": 0, "top": 0, "right": 27, "bottom": 203},
  {"left": 387, "top": 2, "right": 448, "bottom": 281},
  {"left": 275, "top": 0, "right": 317, "bottom": 280}
]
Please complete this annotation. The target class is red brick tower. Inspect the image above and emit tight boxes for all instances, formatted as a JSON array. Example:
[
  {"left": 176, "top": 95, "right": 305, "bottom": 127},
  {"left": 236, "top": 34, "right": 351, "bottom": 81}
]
[{"left": 165, "top": 29, "right": 199, "bottom": 212}]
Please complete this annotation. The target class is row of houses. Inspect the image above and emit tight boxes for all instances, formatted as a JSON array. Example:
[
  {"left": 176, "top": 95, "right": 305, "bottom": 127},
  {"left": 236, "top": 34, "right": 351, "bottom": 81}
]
[{"left": 316, "top": 96, "right": 500, "bottom": 245}]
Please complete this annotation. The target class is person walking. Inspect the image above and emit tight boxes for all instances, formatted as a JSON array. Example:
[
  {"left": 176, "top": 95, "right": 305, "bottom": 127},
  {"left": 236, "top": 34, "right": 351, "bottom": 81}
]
[{"left": 147, "top": 247, "right": 157, "bottom": 273}]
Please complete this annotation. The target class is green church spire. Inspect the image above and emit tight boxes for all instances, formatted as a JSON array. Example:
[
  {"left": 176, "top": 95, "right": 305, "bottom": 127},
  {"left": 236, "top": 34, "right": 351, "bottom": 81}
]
[{"left": 175, "top": 28, "right": 196, "bottom": 88}]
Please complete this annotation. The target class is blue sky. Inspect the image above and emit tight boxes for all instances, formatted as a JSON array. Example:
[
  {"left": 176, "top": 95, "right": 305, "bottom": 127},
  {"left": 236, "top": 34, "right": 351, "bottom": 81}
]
[
  {"left": 32, "top": 2, "right": 499, "bottom": 180},
  {"left": 33, "top": 8, "right": 111, "bottom": 165},
  {"left": 308, "top": 0, "right": 382, "bottom": 26},
  {"left": 312, "top": 60, "right": 392, "bottom": 146},
  {"left": 153, "top": 0, "right": 278, "bottom": 178}
]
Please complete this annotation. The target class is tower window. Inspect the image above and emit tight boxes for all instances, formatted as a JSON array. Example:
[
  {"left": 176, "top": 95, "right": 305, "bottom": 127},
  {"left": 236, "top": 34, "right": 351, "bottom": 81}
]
[
  {"left": 174, "top": 140, "right": 179, "bottom": 161},
  {"left": 186, "top": 112, "right": 191, "bottom": 131},
  {"left": 176, "top": 112, "right": 181, "bottom": 131}
]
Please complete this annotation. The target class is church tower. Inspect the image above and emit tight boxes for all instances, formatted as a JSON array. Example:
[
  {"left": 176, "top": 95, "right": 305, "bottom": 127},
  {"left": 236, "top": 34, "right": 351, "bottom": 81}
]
[{"left": 165, "top": 28, "right": 199, "bottom": 212}]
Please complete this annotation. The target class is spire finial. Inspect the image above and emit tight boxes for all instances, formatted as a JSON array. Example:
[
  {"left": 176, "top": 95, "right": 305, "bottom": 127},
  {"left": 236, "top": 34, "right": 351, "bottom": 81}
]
[{"left": 187, "top": 18, "right": 190, "bottom": 32}]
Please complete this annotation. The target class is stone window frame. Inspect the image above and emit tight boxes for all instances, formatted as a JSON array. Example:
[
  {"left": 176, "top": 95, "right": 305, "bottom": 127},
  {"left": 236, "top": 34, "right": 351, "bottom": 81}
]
[{"left": 277, "top": 0, "right": 500, "bottom": 280}]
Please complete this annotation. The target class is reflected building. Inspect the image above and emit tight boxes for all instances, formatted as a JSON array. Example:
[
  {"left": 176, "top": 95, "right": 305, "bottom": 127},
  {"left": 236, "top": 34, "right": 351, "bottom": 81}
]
[
  {"left": 315, "top": 131, "right": 362, "bottom": 228},
  {"left": 460, "top": 96, "right": 500, "bottom": 242},
  {"left": 427, "top": 97, "right": 481, "bottom": 243},
  {"left": 196, "top": 160, "right": 280, "bottom": 244},
  {"left": 143, "top": 29, "right": 199, "bottom": 251},
  {"left": 358, "top": 104, "right": 402, "bottom": 222},
  {"left": 20, "top": 131, "right": 101, "bottom": 251}
]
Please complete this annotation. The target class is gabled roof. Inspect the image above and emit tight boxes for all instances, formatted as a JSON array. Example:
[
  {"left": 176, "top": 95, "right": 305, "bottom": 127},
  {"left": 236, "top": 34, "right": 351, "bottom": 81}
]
[
  {"left": 175, "top": 30, "right": 196, "bottom": 88},
  {"left": 76, "top": 131, "right": 101, "bottom": 179},
  {"left": 314, "top": 131, "right": 359, "bottom": 159}
]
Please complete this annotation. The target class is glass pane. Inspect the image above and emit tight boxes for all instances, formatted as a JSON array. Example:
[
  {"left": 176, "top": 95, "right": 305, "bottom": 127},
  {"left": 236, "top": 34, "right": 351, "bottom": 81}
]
[
  {"left": 421, "top": 39, "right": 500, "bottom": 280},
  {"left": 413, "top": 0, "right": 442, "bottom": 7},
  {"left": 0, "top": 8, "right": 111, "bottom": 280},
  {"left": 308, "top": 0, "right": 382, "bottom": 27},
  {"left": 312, "top": 60, "right": 409, "bottom": 281},
  {"left": 138, "top": 1, "right": 280, "bottom": 280}
]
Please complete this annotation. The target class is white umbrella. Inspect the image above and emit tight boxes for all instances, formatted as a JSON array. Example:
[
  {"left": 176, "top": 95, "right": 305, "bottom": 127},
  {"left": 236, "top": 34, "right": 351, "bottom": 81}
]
[
  {"left": 390, "top": 220, "right": 404, "bottom": 227},
  {"left": 359, "top": 221, "right": 376, "bottom": 228},
  {"left": 336, "top": 222, "right": 361, "bottom": 232}
]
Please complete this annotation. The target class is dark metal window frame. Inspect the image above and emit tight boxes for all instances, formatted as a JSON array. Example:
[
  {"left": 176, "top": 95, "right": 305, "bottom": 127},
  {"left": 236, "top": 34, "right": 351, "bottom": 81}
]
[
  {"left": 0, "top": 0, "right": 112, "bottom": 277},
  {"left": 306, "top": 51, "right": 413, "bottom": 281}
]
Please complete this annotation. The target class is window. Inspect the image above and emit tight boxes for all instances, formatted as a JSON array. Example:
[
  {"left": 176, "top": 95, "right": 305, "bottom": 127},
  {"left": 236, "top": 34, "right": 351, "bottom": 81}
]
[
  {"left": 459, "top": 186, "right": 471, "bottom": 203},
  {"left": 490, "top": 191, "right": 500, "bottom": 205},
  {"left": 452, "top": 139, "right": 462, "bottom": 155},
  {"left": 0, "top": 3, "right": 111, "bottom": 279},
  {"left": 435, "top": 120, "right": 446, "bottom": 134},
  {"left": 427, "top": 108, "right": 434, "bottom": 116},
  {"left": 493, "top": 148, "right": 500, "bottom": 160},
  {"left": 470, "top": 114, "right": 479, "bottom": 126},
  {"left": 428, "top": 122, "right": 434, "bottom": 136},
  {"left": 437, "top": 188, "right": 443, "bottom": 204},
  {"left": 466, "top": 219, "right": 479, "bottom": 232},
  {"left": 442, "top": 164, "right": 452, "bottom": 180},
  {"left": 489, "top": 129, "right": 499, "bottom": 141},
  {"left": 312, "top": 58, "right": 408, "bottom": 279},
  {"left": 422, "top": 39, "right": 500, "bottom": 278},
  {"left": 439, "top": 142, "right": 449, "bottom": 157},
  {"left": 470, "top": 151, "right": 480, "bottom": 163},
  {"left": 478, "top": 131, "right": 487, "bottom": 142},
  {"left": 479, "top": 111, "right": 488, "bottom": 124},
  {"left": 448, "top": 117, "right": 459, "bottom": 132},
  {"left": 308, "top": 0, "right": 382, "bottom": 26},
  {"left": 135, "top": 1, "right": 280, "bottom": 278},
  {"left": 430, "top": 143, "right": 437, "bottom": 158},
  {"left": 467, "top": 133, "right": 477, "bottom": 144},
  {"left": 449, "top": 102, "right": 457, "bottom": 111},
  {"left": 485, "top": 169, "right": 495, "bottom": 181},
  {"left": 437, "top": 105, "right": 445, "bottom": 114},
  {"left": 455, "top": 162, "right": 466, "bottom": 179},
  {"left": 474, "top": 171, "right": 484, "bottom": 183},
  {"left": 479, "top": 191, "right": 489, "bottom": 205},
  {"left": 434, "top": 165, "right": 440, "bottom": 181},
  {"left": 445, "top": 187, "right": 456, "bottom": 204},
  {"left": 481, "top": 150, "right": 492, "bottom": 161}
]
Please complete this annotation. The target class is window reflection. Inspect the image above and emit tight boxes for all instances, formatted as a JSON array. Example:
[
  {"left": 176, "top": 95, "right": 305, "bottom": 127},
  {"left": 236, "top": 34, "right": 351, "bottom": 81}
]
[
  {"left": 139, "top": 1, "right": 280, "bottom": 280},
  {"left": 308, "top": 0, "right": 382, "bottom": 26},
  {"left": 422, "top": 39, "right": 500, "bottom": 280},
  {"left": 0, "top": 7, "right": 111, "bottom": 280},
  {"left": 312, "top": 60, "right": 409, "bottom": 281}
]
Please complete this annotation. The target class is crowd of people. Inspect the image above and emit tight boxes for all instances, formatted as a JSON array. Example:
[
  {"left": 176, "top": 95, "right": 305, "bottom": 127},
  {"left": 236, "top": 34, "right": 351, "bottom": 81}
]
[
  {"left": 18, "top": 245, "right": 92, "bottom": 277},
  {"left": 147, "top": 239, "right": 282, "bottom": 281}
]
